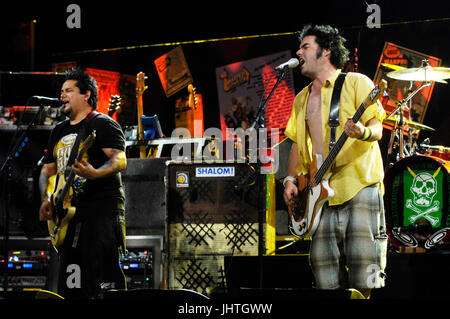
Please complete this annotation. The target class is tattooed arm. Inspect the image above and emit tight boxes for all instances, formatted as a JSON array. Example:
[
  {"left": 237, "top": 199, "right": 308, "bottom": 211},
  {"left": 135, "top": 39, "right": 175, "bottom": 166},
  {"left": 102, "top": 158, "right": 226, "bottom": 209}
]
[
  {"left": 72, "top": 148, "right": 127, "bottom": 180},
  {"left": 39, "top": 163, "right": 57, "bottom": 221},
  {"left": 39, "top": 163, "right": 57, "bottom": 200}
]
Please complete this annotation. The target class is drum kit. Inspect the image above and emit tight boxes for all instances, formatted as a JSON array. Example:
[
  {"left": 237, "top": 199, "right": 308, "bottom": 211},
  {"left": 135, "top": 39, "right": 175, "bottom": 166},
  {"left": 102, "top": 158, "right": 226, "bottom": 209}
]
[{"left": 381, "top": 60, "right": 450, "bottom": 250}]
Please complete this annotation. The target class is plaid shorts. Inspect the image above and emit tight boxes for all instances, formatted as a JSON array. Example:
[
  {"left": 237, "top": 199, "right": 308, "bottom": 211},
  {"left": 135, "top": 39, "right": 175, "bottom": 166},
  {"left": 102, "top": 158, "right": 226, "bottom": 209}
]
[{"left": 309, "top": 183, "right": 387, "bottom": 290}]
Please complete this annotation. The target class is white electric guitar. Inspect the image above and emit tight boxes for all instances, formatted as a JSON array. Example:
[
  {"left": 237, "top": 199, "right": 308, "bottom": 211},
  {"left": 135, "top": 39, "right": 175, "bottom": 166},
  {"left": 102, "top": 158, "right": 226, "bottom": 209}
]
[{"left": 288, "top": 79, "right": 387, "bottom": 237}]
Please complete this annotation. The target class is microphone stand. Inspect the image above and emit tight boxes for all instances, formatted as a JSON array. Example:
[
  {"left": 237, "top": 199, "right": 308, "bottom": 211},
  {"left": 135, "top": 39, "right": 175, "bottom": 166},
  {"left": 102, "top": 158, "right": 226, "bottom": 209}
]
[
  {"left": 1, "top": 101, "right": 46, "bottom": 292},
  {"left": 249, "top": 67, "right": 288, "bottom": 289},
  {"left": 250, "top": 68, "right": 287, "bottom": 130}
]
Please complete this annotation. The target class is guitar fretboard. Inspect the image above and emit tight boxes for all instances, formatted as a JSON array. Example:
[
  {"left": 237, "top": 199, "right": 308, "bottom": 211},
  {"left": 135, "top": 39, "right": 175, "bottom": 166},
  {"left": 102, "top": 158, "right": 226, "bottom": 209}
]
[{"left": 313, "top": 83, "right": 381, "bottom": 184}]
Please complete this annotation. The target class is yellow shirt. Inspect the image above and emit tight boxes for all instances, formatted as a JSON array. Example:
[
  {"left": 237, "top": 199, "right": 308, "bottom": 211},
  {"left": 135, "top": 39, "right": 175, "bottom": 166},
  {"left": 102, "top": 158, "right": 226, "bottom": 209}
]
[{"left": 284, "top": 69, "right": 386, "bottom": 205}]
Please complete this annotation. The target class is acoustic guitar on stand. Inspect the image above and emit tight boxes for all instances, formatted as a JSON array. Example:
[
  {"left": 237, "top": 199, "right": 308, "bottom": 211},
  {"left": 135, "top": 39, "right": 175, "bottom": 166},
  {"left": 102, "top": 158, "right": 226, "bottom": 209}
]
[{"left": 288, "top": 79, "right": 387, "bottom": 238}]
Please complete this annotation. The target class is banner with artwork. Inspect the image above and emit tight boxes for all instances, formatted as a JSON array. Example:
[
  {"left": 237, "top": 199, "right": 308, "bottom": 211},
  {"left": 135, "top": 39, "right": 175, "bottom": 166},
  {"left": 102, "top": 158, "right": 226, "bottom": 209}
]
[
  {"left": 215, "top": 51, "right": 296, "bottom": 140},
  {"left": 373, "top": 42, "right": 442, "bottom": 128},
  {"left": 154, "top": 46, "right": 193, "bottom": 98}
]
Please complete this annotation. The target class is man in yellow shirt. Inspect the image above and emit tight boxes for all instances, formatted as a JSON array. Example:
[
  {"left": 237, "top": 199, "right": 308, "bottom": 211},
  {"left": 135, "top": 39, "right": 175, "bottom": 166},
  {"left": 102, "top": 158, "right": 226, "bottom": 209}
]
[{"left": 283, "top": 25, "right": 387, "bottom": 299}]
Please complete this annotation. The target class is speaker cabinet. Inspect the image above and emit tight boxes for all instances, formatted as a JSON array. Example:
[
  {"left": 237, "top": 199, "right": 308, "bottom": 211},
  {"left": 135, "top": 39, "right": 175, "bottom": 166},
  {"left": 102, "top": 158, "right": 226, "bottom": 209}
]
[
  {"left": 121, "top": 158, "right": 166, "bottom": 235},
  {"left": 164, "top": 161, "right": 276, "bottom": 294}
]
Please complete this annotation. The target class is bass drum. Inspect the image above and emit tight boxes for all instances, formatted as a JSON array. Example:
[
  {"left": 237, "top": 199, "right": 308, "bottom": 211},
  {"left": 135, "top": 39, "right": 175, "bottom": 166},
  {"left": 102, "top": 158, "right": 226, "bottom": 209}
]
[
  {"left": 426, "top": 145, "right": 450, "bottom": 161},
  {"left": 384, "top": 155, "right": 449, "bottom": 249}
]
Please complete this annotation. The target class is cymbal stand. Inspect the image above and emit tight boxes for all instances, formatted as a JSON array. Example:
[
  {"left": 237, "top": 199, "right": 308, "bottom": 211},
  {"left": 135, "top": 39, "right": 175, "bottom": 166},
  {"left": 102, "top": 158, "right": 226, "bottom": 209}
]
[{"left": 385, "top": 81, "right": 432, "bottom": 160}]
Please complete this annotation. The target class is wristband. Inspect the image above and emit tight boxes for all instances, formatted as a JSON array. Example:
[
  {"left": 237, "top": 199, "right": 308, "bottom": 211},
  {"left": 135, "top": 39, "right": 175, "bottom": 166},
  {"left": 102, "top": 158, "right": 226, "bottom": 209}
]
[
  {"left": 363, "top": 127, "right": 372, "bottom": 141},
  {"left": 282, "top": 175, "right": 297, "bottom": 187},
  {"left": 358, "top": 127, "right": 372, "bottom": 141}
]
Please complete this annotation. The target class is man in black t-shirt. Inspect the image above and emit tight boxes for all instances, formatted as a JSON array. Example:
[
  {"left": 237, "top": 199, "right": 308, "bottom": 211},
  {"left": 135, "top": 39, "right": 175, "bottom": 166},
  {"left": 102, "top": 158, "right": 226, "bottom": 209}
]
[{"left": 39, "top": 68, "right": 127, "bottom": 299}]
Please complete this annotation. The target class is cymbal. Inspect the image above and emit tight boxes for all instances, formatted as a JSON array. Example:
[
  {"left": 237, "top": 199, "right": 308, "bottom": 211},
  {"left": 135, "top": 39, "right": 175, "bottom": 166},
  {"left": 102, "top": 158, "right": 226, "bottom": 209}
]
[
  {"left": 382, "top": 63, "right": 447, "bottom": 83},
  {"left": 387, "top": 66, "right": 450, "bottom": 82},
  {"left": 384, "top": 115, "right": 435, "bottom": 131},
  {"left": 381, "top": 63, "right": 406, "bottom": 71}
]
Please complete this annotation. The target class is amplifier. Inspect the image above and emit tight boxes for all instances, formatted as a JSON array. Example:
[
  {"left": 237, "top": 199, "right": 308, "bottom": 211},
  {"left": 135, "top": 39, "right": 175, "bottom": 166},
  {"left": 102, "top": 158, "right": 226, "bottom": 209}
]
[
  {"left": 121, "top": 235, "right": 163, "bottom": 289},
  {"left": 120, "top": 248, "right": 153, "bottom": 289},
  {"left": 121, "top": 158, "right": 166, "bottom": 235},
  {"left": 0, "top": 242, "right": 52, "bottom": 291},
  {"left": 164, "top": 161, "right": 276, "bottom": 294}
]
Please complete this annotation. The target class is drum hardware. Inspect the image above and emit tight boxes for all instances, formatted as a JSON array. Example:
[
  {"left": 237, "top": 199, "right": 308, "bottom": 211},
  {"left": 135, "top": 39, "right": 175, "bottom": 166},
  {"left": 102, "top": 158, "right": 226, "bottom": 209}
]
[
  {"left": 418, "top": 137, "right": 450, "bottom": 162},
  {"left": 383, "top": 61, "right": 450, "bottom": 249},
  {"left": 390, "top": 227, "right": 419, "bottom": 247},
  {"left": 423, "top": 144, "right": 450, "bottom": 152},
  {"left": 424, "top": 228, "right": 450, "bottom": 249},
  {"left": 384, "top": 59, "right": 447, "bottom": 162},
  {"left": 419, "top": 138, "right": 431, "bottom": 149},
  {"left": 383, "top": 82, "right": 432, "bottom": 161},
  {"left": 392, "top": 224, "right": 450, "bottom": 250},
  {"left": 421, "top": 144, "right": 450, "bottom": 161},
  {"left": 384, "top": 115, "right": 436, "bottom": 165}
]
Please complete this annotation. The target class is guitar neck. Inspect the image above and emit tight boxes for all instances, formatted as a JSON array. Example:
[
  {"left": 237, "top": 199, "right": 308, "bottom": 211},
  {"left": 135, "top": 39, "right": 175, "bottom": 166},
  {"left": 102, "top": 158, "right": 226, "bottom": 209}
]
[
  {"left": 61, "top": 172, "right": 76, "bottom": 198},
  {"left": 136, "top": 72, "right": 147, "bottom": 159},
  {"left": 137, "top": 94, "right": 144, "bottom": 140},
  {"left": 313, "top": 101, "right": 367, "bottom": 184},
  {"left": 57, "top": 145, "right": 89, "bottom": 207},
  {"left": 312, "top": 80, "right": 385, "bottom": 185},
  {"left": 136, "top": 94, "right": 146, "bottom": 158}
]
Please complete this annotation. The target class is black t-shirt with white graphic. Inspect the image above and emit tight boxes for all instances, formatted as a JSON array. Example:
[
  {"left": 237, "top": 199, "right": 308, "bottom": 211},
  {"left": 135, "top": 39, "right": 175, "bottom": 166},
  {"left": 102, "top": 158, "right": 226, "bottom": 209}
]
[{"left": 43, "top": 112, "right": 125, "bottom": 205}]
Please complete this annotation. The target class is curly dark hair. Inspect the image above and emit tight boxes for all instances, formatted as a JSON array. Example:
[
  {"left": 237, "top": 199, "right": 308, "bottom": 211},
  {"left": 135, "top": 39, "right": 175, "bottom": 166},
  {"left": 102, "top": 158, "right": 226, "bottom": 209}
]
[
  {"left": 64, "top": 68, "right": 98, "bottom": 110},
  {"left": 297, "top": 24, "right": 349, "bottom": 69}
]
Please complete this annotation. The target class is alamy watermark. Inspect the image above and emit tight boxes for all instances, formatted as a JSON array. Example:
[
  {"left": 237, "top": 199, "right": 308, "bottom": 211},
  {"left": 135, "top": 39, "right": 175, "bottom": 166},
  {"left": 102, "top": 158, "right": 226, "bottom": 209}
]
[
  {"left": 66, "top": 263, "right": 81, "bottom": 288},
  {"left": 169, "top": 121, "right": 280, "bottom": 174},
  {"left": 366, "top": 264, "right": 383, "bottom": 288},
  {"left": 366, "top": 3, "right": 381, "bottom": 29},
  {"left": 66, "top": 4, "right": 81, "bottom": 29}
]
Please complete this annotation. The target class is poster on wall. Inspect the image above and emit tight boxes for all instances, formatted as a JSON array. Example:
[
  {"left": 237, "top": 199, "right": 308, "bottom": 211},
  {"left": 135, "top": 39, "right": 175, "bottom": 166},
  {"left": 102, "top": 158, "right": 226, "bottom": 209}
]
[
  {"left": 215, "top": 50, "right": 296, "bottom": 140},
  {"left": 154, "top": 46, "right": 193, "bottom": 98},
  {"left": 373, "top": 42, "right": 442, "bottom": 129}
]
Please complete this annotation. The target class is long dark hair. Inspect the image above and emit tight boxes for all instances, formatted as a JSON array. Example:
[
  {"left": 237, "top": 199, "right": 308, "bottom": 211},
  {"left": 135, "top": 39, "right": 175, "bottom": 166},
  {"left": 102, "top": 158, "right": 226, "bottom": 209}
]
[{"left": 297, "top": 24, "right": 349, "bottom": 69}]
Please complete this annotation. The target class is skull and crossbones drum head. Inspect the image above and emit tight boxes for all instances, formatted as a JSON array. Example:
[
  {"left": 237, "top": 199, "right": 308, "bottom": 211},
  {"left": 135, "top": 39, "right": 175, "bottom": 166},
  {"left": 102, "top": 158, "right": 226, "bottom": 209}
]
[{"left": 384, "top": 155, "right": 449, "bottom": 249}]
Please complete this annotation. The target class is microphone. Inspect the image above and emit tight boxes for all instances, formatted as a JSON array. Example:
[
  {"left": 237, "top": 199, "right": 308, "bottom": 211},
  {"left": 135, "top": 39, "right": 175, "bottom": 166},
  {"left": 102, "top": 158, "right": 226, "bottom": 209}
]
[
  {"left": 31, "top": 95, "right": 63, "bottom": 106},
  {"left": 275, "top": 58, "right": 300, "bottom": 71}
]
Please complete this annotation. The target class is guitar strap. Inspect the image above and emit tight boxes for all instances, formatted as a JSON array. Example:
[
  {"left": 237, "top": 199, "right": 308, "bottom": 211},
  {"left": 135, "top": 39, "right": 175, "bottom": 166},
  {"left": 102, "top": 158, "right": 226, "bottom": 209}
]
[
  {"left": 64, "top": 111, "right": 99, "bottom": 179},
  {"left": 328, "top": 72, "right": 347, "bottom": 151},
  {"left": 62, "top": 111, "right": 98, "bottom": 250}
]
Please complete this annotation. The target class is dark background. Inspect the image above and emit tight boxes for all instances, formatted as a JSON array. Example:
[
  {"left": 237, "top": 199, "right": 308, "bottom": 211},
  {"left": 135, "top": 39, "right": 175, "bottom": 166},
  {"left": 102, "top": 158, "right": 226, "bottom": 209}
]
[
  {"left": 0, "top": 0, "right": 449, "bottom": 237},
  {"left": 0, "top": 0, "right": 449, "bottom": 145},
  {"left": 0, "top": 1, "right": 449, "bottom": 300}
]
